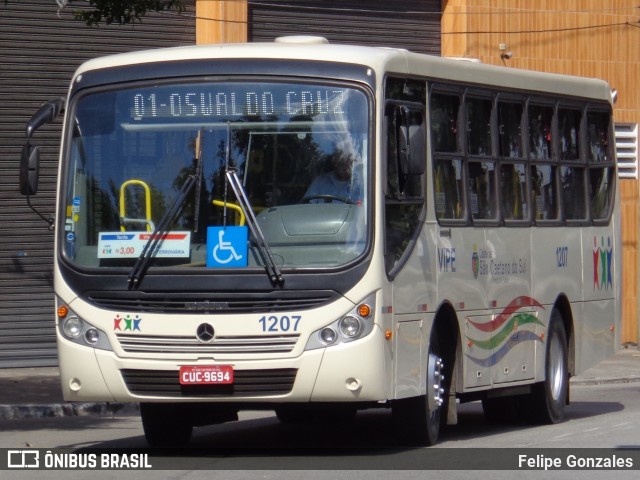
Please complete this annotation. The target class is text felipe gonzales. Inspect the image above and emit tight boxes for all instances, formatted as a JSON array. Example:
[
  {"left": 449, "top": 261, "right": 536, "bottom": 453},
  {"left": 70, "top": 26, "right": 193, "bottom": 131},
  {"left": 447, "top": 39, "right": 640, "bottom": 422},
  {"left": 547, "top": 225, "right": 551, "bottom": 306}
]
[{"left": 518, "top": 454, "right": 634, "bottom": 470}]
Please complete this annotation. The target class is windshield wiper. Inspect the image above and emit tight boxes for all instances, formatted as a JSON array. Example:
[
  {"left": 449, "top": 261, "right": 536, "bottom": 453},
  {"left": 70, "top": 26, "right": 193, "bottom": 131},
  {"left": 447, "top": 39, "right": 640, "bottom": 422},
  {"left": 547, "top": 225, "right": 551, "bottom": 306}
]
[
  {"left": 225, "top": 169, "right": 284, "bottom": 286},
  {"left": 127, "top": 173, "right": 198, "bottom": 290}
]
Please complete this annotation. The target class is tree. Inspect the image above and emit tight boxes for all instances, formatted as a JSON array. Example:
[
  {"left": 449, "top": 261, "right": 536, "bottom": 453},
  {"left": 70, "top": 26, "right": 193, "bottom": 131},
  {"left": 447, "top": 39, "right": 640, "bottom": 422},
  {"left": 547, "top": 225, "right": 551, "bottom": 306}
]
[{"left": 4, "top": 1, "right": 185, "bottom": 26}]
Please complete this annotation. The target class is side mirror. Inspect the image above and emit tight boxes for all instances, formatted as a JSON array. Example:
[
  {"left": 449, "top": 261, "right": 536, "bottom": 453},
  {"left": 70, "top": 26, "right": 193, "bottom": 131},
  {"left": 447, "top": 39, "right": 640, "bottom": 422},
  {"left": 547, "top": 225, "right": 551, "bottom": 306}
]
[
  {"left": 26, "top": 98, "right": 65, "bottom": 139},
  {"left": 19, "top": 97, "right": 64, "bottom": 196},
  {"left": 20, "top": 143, "right": 40, "bottom": 196},
  {"left": 398, "top": 106, "right": 426, "bottom": 176}
]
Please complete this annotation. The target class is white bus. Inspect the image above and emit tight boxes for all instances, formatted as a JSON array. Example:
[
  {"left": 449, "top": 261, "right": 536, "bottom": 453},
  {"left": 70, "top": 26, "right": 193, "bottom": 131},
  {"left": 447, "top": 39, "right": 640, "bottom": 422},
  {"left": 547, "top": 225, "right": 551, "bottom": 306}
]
[{"left": 21, "top": 36, "right": 620, "bottom": 447}]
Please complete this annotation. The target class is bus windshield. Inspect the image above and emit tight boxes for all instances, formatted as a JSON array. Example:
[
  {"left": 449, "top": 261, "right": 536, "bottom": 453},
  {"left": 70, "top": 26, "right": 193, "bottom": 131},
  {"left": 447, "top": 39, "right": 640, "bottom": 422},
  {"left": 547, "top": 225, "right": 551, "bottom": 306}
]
[{"left": 62, "top": 80, "right": 370, "bottom": 271}]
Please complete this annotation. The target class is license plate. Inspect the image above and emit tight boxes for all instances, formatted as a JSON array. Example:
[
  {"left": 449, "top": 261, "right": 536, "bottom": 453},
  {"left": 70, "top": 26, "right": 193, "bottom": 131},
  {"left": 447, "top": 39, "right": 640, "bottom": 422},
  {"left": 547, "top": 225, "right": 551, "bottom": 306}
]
[{"left": 179, "top": 365, "right": 234, "bottom": 385}]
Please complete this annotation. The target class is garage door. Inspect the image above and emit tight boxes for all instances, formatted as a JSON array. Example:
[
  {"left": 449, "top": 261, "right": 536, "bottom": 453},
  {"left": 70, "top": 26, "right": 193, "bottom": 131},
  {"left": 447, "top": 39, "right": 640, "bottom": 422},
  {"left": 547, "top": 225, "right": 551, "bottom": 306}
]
[
  {"left": 249, "top": 0, "right": 441, "bottom": 55},
  {"left": 0, "top": 0, "right": 195, "bottom": 367}
]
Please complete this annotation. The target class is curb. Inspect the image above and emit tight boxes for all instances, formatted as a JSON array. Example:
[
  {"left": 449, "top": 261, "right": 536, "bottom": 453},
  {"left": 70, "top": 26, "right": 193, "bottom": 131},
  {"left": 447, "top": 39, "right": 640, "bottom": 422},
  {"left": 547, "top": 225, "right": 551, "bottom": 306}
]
[
  {"left": 0, "top": 402, "right": 139, "bottom": 421},
  {"left": 570, "top": 376, "right": 640, "bottom": 386}
]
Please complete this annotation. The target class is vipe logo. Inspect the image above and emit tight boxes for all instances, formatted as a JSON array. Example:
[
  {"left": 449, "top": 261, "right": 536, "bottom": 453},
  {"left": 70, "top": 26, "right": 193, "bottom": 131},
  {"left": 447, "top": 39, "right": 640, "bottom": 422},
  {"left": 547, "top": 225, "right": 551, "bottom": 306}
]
[{"left": 7, "top": 450, "right": 40, "bottom": 469}]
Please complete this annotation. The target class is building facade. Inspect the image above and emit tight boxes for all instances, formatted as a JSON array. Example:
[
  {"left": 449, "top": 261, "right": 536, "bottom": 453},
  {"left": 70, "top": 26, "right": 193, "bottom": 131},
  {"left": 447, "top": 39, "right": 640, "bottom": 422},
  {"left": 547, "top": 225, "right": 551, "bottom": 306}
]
[
  {"left": 1, "top": 0, "right": 636, "bottom": 368},
  {"left": 0, "top": 0, "right": 196, "bottom": 367},
  {"left": 196, "top": 0, "right": 639, "bottom": 346}
]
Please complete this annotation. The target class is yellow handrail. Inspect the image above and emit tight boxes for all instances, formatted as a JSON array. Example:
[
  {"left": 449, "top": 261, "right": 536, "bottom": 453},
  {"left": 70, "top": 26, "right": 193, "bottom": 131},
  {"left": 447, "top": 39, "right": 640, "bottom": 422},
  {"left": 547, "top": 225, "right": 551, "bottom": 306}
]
[
  {"left": 212, "top": 200, "right": 246, "bottom": 226},
  {"left": 119, "top": 179, "right": 154, "bottom": 232}
]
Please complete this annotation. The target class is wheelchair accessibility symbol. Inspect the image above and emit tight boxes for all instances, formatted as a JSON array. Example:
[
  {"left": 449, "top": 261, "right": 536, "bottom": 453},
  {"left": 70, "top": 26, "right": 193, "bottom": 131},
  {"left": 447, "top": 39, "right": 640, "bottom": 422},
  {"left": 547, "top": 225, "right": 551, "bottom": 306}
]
[{"left": 206, "top": 226, "right": 248, "bottom": 268}]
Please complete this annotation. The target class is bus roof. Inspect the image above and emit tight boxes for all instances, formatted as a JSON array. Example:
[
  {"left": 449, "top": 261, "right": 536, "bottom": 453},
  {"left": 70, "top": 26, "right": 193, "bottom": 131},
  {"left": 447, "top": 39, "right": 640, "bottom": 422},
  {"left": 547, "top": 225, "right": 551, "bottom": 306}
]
[{"left": 73, "top": 37, "right": 614, "bottom": 104}]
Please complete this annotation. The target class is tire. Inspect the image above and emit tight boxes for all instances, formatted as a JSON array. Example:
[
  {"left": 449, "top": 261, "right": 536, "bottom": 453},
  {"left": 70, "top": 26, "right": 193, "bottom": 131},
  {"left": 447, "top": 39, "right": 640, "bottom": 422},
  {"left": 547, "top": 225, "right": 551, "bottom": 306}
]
[
  {"left": 140, "top": 403, "right": 193, "bottom": 447},
  {"left": 520, "top": 312, "right": 569, "bottom": 424},
  {"left": 392, "top": 335, "right": 446, "bottom": 446}
]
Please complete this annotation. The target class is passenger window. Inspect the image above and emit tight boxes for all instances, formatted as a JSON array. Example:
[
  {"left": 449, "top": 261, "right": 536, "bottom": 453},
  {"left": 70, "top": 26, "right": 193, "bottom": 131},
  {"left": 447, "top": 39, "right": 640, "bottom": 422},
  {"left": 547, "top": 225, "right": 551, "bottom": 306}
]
[
  {"left": 500, "top": 163, "right": 528, "bottom": 221},
  {"left": 561, "top": 166, "right": 587, "bottom": 220},
  {"left": 468, "top": 160, "right": 497, "bottom": 221},
  {"left": 531, "top": 164, "right": 559, "bottom": 221},
  {"left": 434, "top": 158, "right": 465, "bottom": 220},
  {"left": 384, "top": 93, "right": 425, "bottom": 275},
  {"left": 587, "top": 111, "right": 611, "bottom": 162},
  {"left": 466, "top": 97, "right": 493, "bottom": 156},
  {"left": 589, "top": 166, "right": 614, "bottom": 220},
  {"left": 558, "top": 108, "right": 581, "bottom": 161},
  {"left": 498, "top": 102, "right": 523, "bottom": 158},
  {"left": 528, "top": 105, "right": 553, "bottom": 160},
  {"left": 586, "top": 110, "right": 614, "bottom": 222},
  {"left": 431, "top": 93, "right": 460, "bottom": 153}
]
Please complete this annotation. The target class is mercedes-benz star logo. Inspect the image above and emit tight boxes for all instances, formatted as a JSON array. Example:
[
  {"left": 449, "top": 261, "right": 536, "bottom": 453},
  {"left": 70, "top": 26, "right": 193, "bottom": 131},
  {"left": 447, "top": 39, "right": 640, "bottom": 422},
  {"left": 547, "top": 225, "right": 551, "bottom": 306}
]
[{"left": 196, "top": 323, "right": 215, "bottom": 343}]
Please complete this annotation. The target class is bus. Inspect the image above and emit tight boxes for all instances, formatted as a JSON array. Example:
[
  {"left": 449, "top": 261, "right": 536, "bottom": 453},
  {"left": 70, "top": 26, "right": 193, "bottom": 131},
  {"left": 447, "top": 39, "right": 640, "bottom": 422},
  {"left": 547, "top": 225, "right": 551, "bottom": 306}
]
[{"left": 20, "top": 36, "right": 620, "bottom": 447}]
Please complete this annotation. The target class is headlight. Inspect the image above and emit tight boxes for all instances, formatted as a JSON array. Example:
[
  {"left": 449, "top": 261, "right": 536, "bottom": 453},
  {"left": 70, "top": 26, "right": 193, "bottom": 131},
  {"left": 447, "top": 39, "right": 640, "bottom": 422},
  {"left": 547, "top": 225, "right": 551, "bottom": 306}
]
[
  {"left": 62, "top": 317, "right": 83, "bottom": 338},
  {"left": 339, "top": 316, "right": 362, "bottom": 337},
  {"left": 305, "top": 292, "right": 376, "bottom": 351},
  {"left": 56, "top": 298, "right": 113, "bottom": 351},
  {"left": 320, "top": 328, "right": 338, "bottom": 345},
  {"left": 84, "top": 328, "right": 100, "bottom": 345}
]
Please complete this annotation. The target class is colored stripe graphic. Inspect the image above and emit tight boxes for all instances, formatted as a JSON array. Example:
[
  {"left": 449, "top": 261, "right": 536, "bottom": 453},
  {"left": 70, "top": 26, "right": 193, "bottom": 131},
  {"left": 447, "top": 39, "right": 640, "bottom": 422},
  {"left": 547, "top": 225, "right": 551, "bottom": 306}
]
[
  {"left": 466, "top": 313, "right": 544, "bottom": 350},
  {"left": 466, "top": 296, "right": 543, "bottom": 332},
  {"left": 467, "top": 331, "right": 543, "bottom": 368},
  {"left": 465, "top": 296, "right": 545, "bottom": 367}
]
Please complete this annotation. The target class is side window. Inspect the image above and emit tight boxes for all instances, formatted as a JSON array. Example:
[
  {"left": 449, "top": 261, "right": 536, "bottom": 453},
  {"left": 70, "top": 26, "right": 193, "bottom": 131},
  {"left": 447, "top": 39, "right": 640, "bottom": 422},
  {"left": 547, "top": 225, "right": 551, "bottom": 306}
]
[
  {"left": 466, "top": 97, "right": 493, "bottom": 156},
  {"left": 431, "top": 93, "right": 460, "bottom": 153},
  {"left": 466, "top": 96, "right": 496, "bottom": 221},
  {"left": 558, "top": 108, "right": 581, "bottom": 160},
  {"left": 528, "top": 105, "right": 553, "bottom": 160},
  {"left": 498, "top": 101, "right": 523, "bottom": 158},
  {"left": 431, "top": 91, "right": 465, "bottom": 222},
  {"left": 384, "top": 78, "right": 426, "bottom": 276},
  {"left": 589, "top": 166, "right": 615, "bottom": 220},
  {"left": 587, "top": 110, "right": 611, "bottom": 163},
  {"left": 498, "top": 101, "right": 528, "bottom": 222},
  {"left": 561, "top": 165, "right": 587, "bottom": 221},
  {"left": 587, "top": 110, "right": 615, "bottom": 221},
  {"left": 531, "top": 163, "right": 559, "bottom": 221},
  {"left": 501, "top": 163, "right": 528, "bottom": 221},
  {"left": 468, "top": 160, "right": 497, "bottom": 221},
  {"left": 434, "top": 158, "right": 464, "bottom": 220}
]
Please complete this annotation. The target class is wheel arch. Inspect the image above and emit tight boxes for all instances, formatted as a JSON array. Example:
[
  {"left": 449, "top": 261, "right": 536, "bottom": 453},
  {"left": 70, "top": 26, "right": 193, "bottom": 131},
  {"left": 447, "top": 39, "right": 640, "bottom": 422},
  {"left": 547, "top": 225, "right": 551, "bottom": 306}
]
[
  {"left": 551, "top": 294, "right": 576, "bottom": 377},
  {"left": 432, "top": 301, "right": 462, "bottom": 420}
]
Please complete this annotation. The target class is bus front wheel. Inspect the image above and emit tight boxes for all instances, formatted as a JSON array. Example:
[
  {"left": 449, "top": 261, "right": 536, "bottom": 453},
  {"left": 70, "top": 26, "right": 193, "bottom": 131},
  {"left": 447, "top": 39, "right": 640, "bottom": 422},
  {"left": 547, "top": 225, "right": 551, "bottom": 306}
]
[{"left": 392, "top": 339, "right": 446, "bottom": 446}]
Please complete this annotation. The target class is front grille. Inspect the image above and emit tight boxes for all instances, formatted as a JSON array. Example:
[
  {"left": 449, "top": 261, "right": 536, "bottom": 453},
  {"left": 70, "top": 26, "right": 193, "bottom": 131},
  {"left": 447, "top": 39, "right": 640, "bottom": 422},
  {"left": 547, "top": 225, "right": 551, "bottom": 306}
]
[
  {"left": 121, "top": 368, "right": 297, "bottom": 397},
  {"left": 87, "top": 290, "right": 337, "bottom": 314},
  {"left": 117, "top": 333, "right": 300, "bottom": 355}
]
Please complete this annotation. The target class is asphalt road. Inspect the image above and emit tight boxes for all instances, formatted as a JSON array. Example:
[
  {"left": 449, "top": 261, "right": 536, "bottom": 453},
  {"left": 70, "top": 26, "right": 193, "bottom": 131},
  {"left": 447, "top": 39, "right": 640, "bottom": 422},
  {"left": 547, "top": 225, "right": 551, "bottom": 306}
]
[{"left": 1, "top": 382, "right": 639, "bottom": 479}]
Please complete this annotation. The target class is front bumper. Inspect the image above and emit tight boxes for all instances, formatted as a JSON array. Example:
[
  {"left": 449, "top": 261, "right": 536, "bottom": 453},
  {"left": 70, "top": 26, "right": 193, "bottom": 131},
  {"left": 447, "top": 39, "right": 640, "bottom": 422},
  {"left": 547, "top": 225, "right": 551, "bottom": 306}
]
[{"left": 58, "top": 326, "right": 389, "bottom": 404}]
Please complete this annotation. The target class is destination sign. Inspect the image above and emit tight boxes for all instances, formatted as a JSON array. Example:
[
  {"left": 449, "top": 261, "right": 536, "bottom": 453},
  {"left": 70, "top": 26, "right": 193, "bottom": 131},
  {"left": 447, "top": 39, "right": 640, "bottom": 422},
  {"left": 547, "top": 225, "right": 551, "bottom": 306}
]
[{"left": 129, "top": 85, "right": 349, "bottom": 121}]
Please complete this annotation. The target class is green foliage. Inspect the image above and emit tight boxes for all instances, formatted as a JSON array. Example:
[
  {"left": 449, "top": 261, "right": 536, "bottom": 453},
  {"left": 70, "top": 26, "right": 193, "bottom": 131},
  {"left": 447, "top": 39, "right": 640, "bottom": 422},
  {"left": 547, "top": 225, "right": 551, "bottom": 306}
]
[
  {"left": 70, "top": 0, "right": 185, "bottom": 26},
  {"left": 2, "top": 1, "right": 185, "bottom": 26}
]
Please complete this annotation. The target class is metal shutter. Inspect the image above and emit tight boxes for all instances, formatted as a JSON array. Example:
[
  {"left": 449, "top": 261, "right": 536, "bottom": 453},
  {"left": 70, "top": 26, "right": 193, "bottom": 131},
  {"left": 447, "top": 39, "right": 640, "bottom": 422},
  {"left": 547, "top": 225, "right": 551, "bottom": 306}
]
[
  {"left": 0, "top": 0, "right": 195, "bottom": 368},
  {"left": 248, "top": 0, "right": 442, "bottom": 55}
]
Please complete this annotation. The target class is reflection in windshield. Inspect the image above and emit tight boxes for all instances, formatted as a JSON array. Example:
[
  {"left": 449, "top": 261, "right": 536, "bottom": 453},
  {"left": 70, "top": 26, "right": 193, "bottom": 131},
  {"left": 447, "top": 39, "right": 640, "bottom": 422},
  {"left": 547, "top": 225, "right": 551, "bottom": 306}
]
[{"left": 63, "top": 81, "right": 369, "bottom": 271}]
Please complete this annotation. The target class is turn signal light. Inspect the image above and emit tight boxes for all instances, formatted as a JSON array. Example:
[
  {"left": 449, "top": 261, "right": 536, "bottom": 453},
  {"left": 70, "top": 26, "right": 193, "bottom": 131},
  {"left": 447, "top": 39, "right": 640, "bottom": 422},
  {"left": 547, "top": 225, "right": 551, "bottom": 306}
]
[
  {"left": 357, "top": 303, "right": 371, "bottom": 318},
  {"left": 57, "top": 305, "right": 69, "bottom": 319}
]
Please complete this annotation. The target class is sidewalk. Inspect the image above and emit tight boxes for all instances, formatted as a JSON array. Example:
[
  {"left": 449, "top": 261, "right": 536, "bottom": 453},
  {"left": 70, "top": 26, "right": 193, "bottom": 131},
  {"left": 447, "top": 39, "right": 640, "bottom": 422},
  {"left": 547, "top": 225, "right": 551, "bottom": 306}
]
[{"left": 0, "top": 346, "right": 638, "bottom": 420}]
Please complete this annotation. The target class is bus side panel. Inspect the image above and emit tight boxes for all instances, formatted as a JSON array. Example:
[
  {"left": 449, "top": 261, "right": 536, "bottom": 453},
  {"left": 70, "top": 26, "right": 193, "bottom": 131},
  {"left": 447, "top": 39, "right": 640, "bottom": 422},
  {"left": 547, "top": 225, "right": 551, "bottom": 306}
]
[
  {"left": 531, "top": 227, "right": 583, "bottom": 307},
  {"left": 484, "top": 227, "right": 538, "bottom": 385},
  {"left": 393, "top": 316, "right": 425, "bottom": 399},
  {"left": 436, "top": 226, "right": 486, "bottom": 312},
  {"left": 579, "top": 226, "right": 617, "bottom": 373},
  {"left": 391, "top": 224, "right": 437, "bottom": 316},
  {"left": 531, "top": 227, "right": 583, "bottom": 380},
  {"left": 390, "top": 224, "right": 437, "bottom": 399}
]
